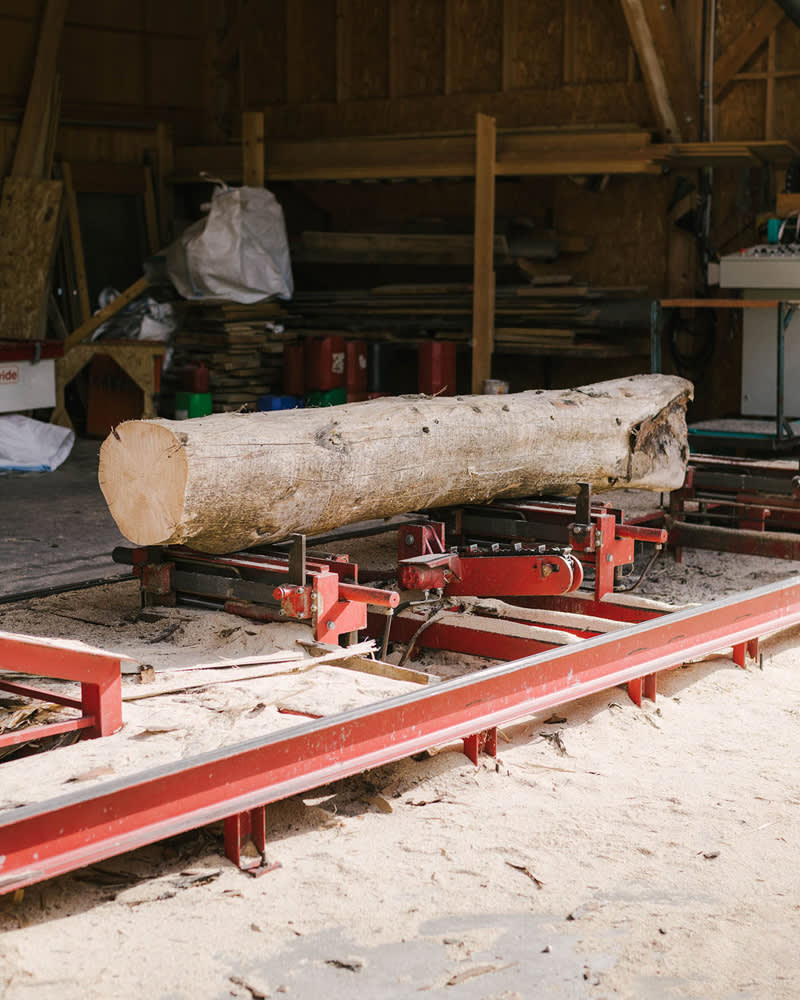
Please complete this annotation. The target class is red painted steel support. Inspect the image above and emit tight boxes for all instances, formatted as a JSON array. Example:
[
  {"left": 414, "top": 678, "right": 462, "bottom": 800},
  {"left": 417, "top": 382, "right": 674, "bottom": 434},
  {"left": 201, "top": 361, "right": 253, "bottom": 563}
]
[
  {"left": 2, "top": 577, "right": 799, "bottom": 894},
  {"left": 463, "top": 727, "right": 497, "bottom": 765},
  {"left": 223, "top": 806, "right": 278, "bottom": 875},
  {"left": 0, "top": 631, "right": 127, "bottom": 747}
]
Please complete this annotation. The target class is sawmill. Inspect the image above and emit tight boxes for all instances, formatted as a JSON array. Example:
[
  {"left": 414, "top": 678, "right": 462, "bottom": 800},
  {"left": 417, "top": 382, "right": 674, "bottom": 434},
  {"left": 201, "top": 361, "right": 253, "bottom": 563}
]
[{"left": 2, "top": 2, "right": 800, "bottom": 997}]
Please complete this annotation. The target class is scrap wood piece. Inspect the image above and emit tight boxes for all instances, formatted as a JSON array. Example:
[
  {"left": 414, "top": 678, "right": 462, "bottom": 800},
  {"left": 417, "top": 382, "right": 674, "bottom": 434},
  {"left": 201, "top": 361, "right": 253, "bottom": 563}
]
[
  {"left": 63, "top": 275, "right": 150, "bottom": 351},
  {"left": 99, "top": 374, "right": 693, "bottom": 555},
  {"left": 122, "top": 642, "right": 378, "bottom": 701},
  {"left": 11, "top": 0, "right": 68, "bottom": 179},
  {"left": 298, "top": 639, "right": 436, "bottom": 685},
  {"left": 0, "top": 178, "right": 63, "bottom": 341}
]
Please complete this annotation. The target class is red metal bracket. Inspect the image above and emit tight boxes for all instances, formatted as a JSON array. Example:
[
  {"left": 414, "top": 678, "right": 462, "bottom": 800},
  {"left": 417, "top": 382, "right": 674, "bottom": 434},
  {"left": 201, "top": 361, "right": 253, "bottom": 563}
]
[
  {"left": 463, "top": 727, "right": 498, "bottom": 765},
  {"left": 223, "top": 806, "right": 280, "bottom": 875},
  {"left": 0, "top": 631, "right": 126, "bottom": 749}
]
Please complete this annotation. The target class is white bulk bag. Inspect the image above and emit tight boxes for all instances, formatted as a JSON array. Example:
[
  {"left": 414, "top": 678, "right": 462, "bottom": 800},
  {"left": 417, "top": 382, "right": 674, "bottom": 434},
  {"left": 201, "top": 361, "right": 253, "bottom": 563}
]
[{"left": 166, "top": 185, "right": 293, "bottom": 303}]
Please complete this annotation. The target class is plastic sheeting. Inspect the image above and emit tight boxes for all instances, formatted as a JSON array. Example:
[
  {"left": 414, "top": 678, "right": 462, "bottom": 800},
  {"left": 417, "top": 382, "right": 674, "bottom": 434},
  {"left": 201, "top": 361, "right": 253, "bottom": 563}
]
[{"left": 0, "top": 415, "right": 74, "bottom": 472}]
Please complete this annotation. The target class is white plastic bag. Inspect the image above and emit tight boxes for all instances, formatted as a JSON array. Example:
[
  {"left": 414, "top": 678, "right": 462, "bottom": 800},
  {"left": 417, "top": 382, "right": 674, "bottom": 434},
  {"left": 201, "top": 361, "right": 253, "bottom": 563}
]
[
  {"left": 0, "top": 414, "right": 74, "bottom": 472},
  {"left": 166, "top": 185, "right": 293, "bottom": 303}
]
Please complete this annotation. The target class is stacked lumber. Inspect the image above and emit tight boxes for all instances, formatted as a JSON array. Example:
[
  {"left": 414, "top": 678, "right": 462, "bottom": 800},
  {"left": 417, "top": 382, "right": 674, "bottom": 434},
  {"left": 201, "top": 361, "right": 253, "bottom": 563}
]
[
  {"left": 283, "top": 283, "right": 652, "bottom": 359},
  {"left": 166, "top": 300, "right": 291, "bottom": 411}
]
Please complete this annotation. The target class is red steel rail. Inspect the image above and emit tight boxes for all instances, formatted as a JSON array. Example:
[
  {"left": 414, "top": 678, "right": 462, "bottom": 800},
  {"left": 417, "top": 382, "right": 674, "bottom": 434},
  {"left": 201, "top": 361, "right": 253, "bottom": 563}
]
[{"left": 2, "top": 576, "right": 800, "bottom": 893}]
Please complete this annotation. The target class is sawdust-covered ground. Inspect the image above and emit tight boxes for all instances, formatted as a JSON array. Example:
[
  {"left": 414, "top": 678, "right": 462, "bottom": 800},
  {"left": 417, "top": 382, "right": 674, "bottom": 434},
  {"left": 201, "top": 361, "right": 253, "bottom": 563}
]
[{"left": 1, "top": 493, "right": 800, "bottom": 999}]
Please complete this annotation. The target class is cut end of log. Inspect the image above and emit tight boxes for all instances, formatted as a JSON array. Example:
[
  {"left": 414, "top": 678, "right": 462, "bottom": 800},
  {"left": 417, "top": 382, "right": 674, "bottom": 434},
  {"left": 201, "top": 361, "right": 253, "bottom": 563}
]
[{"left": 99, "top": 421, "right": 188, "bottom": 545}]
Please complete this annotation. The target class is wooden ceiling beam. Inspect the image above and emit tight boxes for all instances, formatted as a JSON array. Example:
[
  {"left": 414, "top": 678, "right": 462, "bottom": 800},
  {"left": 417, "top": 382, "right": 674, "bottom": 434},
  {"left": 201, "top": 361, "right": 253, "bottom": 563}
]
[
  {"left": 714, "top": 2, "right": 785, "bottom": 101},
  {"left": 619, "top": 0, "right": 699, "bottom": 141}
]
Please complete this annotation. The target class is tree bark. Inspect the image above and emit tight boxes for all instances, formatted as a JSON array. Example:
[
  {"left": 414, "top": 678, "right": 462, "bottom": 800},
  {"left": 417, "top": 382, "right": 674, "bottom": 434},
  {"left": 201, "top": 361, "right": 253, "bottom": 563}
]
[{"left": 99, "top": 374, "right": 692, "bottom": 554}]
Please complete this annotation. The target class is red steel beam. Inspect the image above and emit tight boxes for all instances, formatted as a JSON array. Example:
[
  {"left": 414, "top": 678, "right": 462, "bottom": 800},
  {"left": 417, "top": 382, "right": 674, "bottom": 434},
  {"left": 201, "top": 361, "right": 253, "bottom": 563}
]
[
  {"left": 0, "top": 631, "right": 128, "bottom": 740},
  {"left": 2, "top": 577, "right": 800, "bottom": 894}
]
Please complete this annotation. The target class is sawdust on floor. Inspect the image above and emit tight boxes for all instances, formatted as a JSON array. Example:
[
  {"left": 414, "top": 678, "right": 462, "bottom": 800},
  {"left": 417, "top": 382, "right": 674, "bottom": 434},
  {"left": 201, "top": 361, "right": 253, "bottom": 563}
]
[{"left": 1, "top": 514, "right": 800, "bottom": 999}]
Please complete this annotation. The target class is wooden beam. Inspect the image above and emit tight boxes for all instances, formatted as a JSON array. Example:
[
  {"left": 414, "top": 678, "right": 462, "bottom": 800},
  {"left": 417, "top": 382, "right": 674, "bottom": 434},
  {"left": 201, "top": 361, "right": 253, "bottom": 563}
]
[
  {"left": 61, "top": 163, "right": 91, "bottom": 325},
  {"left": 11, "top": 0, "right": 68, "bottom": 178},
  {"left": 619, "top": 0, "right": 697, "bottom": 141},
  {"left": 63, "top": 276, "right": 149, "bottom": 352},
  {"left": 336, "top": 0, "right": 351, "bottom": 103},
  {"left": 714, "top": 2, "right": 785, "bottom": 101},
  {"left": 766, "top": 29, "right": 777, "bottom": 139},
  {"left": 502, "top": 0, "right": 519, "bottom": 91},
  {"left": 143, "top": 166, "right": 160, "bottom": 255},
  {"left": 155, "top": 122, "right": 175, "bottom": 247},
  {"left": 241, "top": 110, "right": 265, "bottom": 187},
  {"left": 217, "top": 0, "right": 257, "bottom": 69},
  {"left": 471, "top": 112, "right": 496, "bottom": 395}
]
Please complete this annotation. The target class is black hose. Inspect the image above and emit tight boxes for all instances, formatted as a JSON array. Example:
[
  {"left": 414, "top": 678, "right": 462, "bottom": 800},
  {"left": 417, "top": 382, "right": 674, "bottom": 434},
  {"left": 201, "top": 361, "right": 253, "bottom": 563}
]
[{"left": 775, "top": 0, "right": 800, "bottom": 27}]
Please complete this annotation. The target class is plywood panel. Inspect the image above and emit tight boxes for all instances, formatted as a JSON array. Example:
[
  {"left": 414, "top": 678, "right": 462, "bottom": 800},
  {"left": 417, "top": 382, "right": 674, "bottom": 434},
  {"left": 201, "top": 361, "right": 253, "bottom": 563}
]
[
  {"left": 0, "top": 1, "right": 42, "bottom": 16},
  {"left": 717, "top": 80, "right": 764, "bottom": 140},
  {"left": 0, "top": 178, "right": 62, "bottom": 341},
  {"left": 509, "top": 0, "right": 563, "bottom": 90},
  {"left": 0, "top": 17, "right": 38, "bottom": 102},
  {"left": 68, "top": 0, "right": 144, "bottom": 31},
  {"left": 389, "top": 0, "right": 445, "bottom": 98},
  {"left": 567, "top": 0, "right": 631, "bottom": 84},
  {"left": 286, "top": 0, "right": 337, "bottom": 104},
  {"left": 61, "top": 25, "right": 146, "bottom": 106},
  {"left": 445, "top": 0, "right": 502, "bottom": 94},
  {"left": 149, "top": 34, "right": 205, "bottom": 109},
  {"left": 262, "top": 81, "right": 652, "bottom": 139},
  {"left": 144, "top": 0, "right": 207, "bottom": 37},
  {"left": 56, "top": 125, "right": 157, "bottom": 165},
  {"left": 339, "top": 0, "right": 389, "bottom": 100},
  {"left": 240, "top": 0, "right": 286, "bottom": 106},
  {"left": 775, "top": 78, "right": 800, "bottom": 140},
  {"left": 553, "top": 174, "right": 667, "bottom": 294}
]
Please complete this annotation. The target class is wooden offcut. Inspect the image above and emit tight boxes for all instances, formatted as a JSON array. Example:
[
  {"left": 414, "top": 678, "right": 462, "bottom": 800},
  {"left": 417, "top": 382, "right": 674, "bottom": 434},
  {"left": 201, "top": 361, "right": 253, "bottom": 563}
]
[
  {"left": 99, "top": 374, "right": 692, "bottom": 555},
  {"left": 0, "top": 178, "right": 63, "bottom": 340}
]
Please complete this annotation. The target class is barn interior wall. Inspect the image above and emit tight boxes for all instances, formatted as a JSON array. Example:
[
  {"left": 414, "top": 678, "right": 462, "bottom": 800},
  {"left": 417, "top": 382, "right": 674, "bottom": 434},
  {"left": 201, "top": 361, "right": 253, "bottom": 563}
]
[{"left": 1, "top": 0, "right": 797, "bottom": 415}]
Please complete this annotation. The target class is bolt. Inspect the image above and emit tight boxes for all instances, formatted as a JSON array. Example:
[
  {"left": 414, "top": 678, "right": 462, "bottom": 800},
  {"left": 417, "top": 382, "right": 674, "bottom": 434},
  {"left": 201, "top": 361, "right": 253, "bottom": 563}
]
[
  {"left": 326, "top": 620, "right": 335, "bottom": 630},
  {"left": 405, "top": 533, "right": 416, "bottom": 547},
  {"left": 296, "top": 587, "right": 304, "bottom": 595}
]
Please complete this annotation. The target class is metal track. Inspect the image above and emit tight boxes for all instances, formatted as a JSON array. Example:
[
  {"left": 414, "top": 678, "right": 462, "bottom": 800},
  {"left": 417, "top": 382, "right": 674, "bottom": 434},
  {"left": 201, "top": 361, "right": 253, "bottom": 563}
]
[{"left": 2, "top": 576, "right": 800, "bottom": 894}]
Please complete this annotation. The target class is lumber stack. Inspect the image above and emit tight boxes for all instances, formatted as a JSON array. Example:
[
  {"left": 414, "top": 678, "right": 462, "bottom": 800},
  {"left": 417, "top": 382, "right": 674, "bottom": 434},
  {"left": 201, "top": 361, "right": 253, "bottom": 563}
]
[
  {"left": 283, "top": 282, "right": 652, "bottom": 359},
  {"left": 165, "top": 300, "right": 292, "bottom": 411}
]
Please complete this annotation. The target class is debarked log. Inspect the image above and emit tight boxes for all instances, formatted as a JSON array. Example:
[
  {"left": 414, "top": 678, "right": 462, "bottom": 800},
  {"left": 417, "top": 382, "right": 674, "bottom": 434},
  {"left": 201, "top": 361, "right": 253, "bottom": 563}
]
[{"left": 98, "top": 374, "right": 693, "bottom": 554}]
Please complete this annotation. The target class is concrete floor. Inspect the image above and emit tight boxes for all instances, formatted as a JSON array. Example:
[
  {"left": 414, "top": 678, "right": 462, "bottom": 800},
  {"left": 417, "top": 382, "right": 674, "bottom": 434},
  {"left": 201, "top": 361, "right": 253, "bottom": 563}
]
[{"left": 0, "top": 437, "right": 128, "bottom": 598}]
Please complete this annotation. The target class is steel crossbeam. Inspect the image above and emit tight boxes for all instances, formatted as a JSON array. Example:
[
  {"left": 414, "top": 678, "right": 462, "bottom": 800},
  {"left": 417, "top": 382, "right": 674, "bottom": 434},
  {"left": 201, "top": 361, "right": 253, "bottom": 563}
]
[{"left": 2, "top": 576, "right": 799, "bottom": 894}]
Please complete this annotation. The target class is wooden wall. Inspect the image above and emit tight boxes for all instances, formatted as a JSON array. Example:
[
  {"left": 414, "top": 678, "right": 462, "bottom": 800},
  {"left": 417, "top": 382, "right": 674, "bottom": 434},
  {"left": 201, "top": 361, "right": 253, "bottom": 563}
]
[{"left": 0, "top": 0, "right": 207, "bottom": 139}]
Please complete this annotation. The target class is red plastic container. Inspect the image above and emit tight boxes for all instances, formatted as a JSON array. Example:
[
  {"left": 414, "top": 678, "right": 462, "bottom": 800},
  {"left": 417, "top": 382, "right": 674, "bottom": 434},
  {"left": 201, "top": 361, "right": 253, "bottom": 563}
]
[
  {"left": 418, "top": 341, "right": 456, "bottom": 396},
  {"left": 307, "top": 335, "right": 346, "bottom": 391}
]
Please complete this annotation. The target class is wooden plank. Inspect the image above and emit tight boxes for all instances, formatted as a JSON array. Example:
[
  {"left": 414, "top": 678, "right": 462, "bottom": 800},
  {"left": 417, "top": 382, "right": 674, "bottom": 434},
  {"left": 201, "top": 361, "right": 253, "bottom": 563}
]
[
  {"left": 714, "top": 2, "right": 785, "bottom": 101},
  {"left": 61, "top": 163, "right": 91, "bottom": 325},
  {"left": 68, "top": 161, "right": 147, "bottom": 194},
  {"left": 143, "top": 165, "right": 160, "bottom": 254},
  {"left": 0, "top": 178, "right": 63, "bottom": 341},
  {"left": 619, "top": 0, "right": 683, "bottom": 140},
  {"left": 63, "top": 275, "right": 149, "bottom": 351},
  {"left": 502, "top": 0, "right": 518, "bottom": 91},
  {"left": 155, "top": 122, "right": 174, "bottom": 246},
  {"left": 471, "top": 112, "right": 496, "bottom": 394},
  {"left": 241, "top": 110, "right": 264, "bottom": 187},
  {"left": 297, "top": 231, "right": 510, "bottom": 267},
  {"left": 766, "top": 29, "right": 777, "bottom": 140},
  {"left": 11, "top": 0, "right": 67, "bottom": 178}
]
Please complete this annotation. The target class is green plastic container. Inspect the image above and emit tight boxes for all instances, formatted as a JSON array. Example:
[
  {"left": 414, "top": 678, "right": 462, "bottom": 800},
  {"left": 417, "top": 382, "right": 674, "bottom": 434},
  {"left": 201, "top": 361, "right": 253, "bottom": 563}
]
[
  {"left": 174, "top": 391, "right": 213, "bottom": 419},
  {"left": 307, "top": 388, "right": 347, "bottom": 408}
]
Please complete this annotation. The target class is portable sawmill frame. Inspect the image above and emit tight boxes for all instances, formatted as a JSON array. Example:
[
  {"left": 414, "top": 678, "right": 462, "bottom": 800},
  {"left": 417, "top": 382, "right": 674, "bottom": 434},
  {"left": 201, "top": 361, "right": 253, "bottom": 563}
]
[{"left": 3, "top": 498, "right": 800, "bottom": 893}]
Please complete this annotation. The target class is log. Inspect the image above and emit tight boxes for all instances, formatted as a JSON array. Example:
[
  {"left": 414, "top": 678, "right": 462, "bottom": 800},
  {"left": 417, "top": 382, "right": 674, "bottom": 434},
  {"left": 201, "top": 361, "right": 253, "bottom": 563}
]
[{"left": 98, "top": 374, "right": 693, "bottom": 554}]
